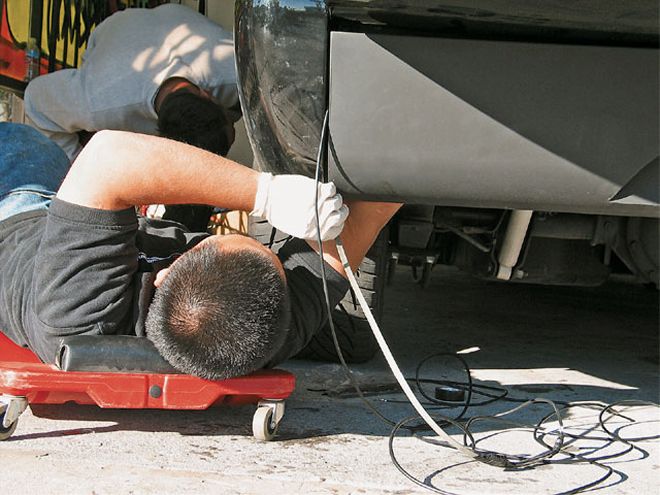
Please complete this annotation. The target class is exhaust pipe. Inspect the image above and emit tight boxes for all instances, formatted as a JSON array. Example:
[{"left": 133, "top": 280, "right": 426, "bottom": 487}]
[{"left": 497, "top": 210, "right": 534, "bottom": 280}]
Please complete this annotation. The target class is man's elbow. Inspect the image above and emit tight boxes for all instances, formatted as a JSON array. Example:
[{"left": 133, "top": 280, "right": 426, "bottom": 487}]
[
  {"left": 81, "top": 129, "right": 120, "bottom": 155},
  {"left": 73, "top": 130, "right": 127, "bottom": 171},
  {"left": 57, "top": 130, "right": 127, "bottom": 208}
]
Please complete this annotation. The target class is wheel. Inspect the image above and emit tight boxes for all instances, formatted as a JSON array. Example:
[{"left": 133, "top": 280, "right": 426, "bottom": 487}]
[
  {"left": 252, "top": 406, "right": 277, "bottom": 441},
  {"left": 297, "top": 228, "right": 390, "bottom": 363},
  {"left": 0, "top": 412, "right": 17, "bottom": 441},
  {"left": 161, "top": 204, "right": 215, "bottom": 232},
  {"left": 247, "top": 216, "right": 291, "bottom": 254}
]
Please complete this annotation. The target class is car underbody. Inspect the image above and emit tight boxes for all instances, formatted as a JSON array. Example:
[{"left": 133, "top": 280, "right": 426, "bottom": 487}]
[{"left": 235, "top": 0, "right": 659, "bottom": 288}]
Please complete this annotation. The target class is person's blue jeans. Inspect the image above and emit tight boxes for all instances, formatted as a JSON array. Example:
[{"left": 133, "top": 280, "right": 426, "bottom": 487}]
[{"left": 0, "top": 123, "right": 70, "bottom": 223}]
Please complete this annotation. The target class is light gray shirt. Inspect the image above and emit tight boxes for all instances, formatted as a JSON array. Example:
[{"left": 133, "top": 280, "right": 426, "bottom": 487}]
[{"left": 24, "top": 4, "right": 239, "bottom": 159}]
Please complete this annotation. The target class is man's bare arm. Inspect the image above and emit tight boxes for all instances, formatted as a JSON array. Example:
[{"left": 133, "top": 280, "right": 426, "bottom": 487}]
[
  {"left": 57, "top": 130, "right": 259, "bottom": 211},
  {"left": 307, "top": 201, "right": 402, "bottom": 277}
]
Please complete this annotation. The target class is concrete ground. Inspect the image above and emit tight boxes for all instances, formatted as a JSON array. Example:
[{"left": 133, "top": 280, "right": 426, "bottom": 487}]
[{"left": 2, "top": 268, "right": 658, "bottom": 494}]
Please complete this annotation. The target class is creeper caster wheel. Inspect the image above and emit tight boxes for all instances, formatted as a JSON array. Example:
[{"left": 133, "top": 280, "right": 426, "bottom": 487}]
[
  {"left": 252, "top": 400, "right": 285, "bottom": 441},
  {"left": 0, "top": 415, "right": 17, "bottom": 441},
  {"left": 0, "top": 396, "right": 28, "bottom": 441}
]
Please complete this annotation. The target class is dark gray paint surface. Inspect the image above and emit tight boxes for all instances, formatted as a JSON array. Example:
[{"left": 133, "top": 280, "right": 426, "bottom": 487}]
[{"left": 328, "top": 32, "right": 659, "bottom": 216}]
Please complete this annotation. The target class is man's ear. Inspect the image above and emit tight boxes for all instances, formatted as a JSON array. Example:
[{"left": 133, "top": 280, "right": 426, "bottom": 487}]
[{"left": 154, "top": 267, "right": 172, "bottom": 288}]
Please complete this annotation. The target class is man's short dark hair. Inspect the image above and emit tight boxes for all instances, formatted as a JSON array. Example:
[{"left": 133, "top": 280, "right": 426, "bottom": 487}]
[
  {"left": 157, "top": 90, "right": 232, "bottom": 156},
  {"left": 145, "top": 242, "right": 290, "bottom": 380}
]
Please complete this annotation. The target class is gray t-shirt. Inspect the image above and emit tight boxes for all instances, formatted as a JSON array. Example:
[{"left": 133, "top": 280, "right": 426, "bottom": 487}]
[
  {"left": 0, "top": 199, "right": 348, "bottom": 365},
  {"left": 24, "top": 4, "right": 240, "bottom": 159}
]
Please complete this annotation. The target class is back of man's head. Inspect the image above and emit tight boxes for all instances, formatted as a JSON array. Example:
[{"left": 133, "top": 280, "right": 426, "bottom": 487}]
[
  {"left": 145, "top": 242, "right": 289, "bottom": 379},
  {"left": 157, "top": 90, "right": 232, "bottom": 156}
]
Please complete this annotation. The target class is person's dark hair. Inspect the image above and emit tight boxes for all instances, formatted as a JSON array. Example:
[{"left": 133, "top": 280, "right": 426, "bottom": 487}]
[
  {"left": 157, "top": 89, "right": 232, "bottom": 156},
  {"left": 145, "top": 242, "right": 290, "bottom": 379}
]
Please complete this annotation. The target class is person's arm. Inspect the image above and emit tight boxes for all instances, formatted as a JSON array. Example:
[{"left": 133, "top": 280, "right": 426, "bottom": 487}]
[
  {"left": 307, "top": 201, "right": 402, "bottom": 276},
  {"left": 265, "top": 200, "right": 401, "bottom": 367},
  {"left": 24, "top": 70, "right": 88, "bottom": 160},
  {"left": 57, "top": 130, "right": 258, "bottom": 211},
  {"left": 57, "top": 130, "right": 347, "bottom": 240}
]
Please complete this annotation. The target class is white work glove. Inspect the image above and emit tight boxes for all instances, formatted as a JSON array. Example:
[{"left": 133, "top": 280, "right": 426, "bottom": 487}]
[{"left": 251, "top": 172, "right": 349, "bottom": 241}]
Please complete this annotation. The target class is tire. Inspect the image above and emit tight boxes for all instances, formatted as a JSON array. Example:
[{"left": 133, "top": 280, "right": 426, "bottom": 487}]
[
  {"left": 162, "top": 204, "right": 215, "bottom": 232},
  {"left": 248, "top": 216, "right": 388, "bottom": 364},
  {"left": 247, "top": 216, "right": 292, "bottom": 255},
  {"left": 297, "top": 229, "right": 388, "bottom": 363}
]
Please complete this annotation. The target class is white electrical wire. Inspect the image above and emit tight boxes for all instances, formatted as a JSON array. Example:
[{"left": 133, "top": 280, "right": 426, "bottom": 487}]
[
  {"left": 334, "top": 237, "right": 478, "bottom": 459},
  {"left": 313, "top": 109, "right": 473, "bottom": 458}
]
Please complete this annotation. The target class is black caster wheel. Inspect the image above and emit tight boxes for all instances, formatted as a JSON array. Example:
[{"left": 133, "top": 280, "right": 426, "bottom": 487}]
[{"left": 0, "top": 412, "right": 17, "bottom": 441}]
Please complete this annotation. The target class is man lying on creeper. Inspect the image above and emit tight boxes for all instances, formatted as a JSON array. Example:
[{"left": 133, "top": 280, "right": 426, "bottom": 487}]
[{"left": 0, "top": 123, "right": 400, "bottom": 378}]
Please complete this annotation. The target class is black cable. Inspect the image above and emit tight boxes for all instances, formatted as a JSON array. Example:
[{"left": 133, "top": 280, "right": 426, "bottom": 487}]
[
  {"left": 266, "top": 224, "right": 278, "bottom": 249},
  {"left": 312, "top": 112, "right": 400, "bottom": 428},
  {"left": 533, "top": 406, "right": 617, "bottom": 495},
  {"left": 388, "top": 396, "right": 659, "bottom": 494},
  {"left": 389, "top": 415, "right": 474, "bottom": 495},
  {"left": 599, "top": 400, "right": 660, "bottom": 444},
  {"left": 414, "top": 353, "right": 508, "bottom": 410}
]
